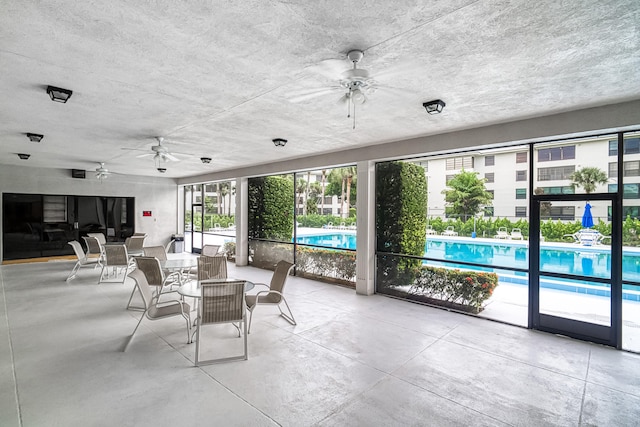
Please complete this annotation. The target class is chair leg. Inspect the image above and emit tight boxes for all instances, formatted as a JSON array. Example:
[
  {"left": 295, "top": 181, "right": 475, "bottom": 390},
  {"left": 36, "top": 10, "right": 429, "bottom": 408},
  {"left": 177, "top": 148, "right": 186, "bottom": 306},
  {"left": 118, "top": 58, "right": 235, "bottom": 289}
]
[
  {"left": 195, "top": 316, "right": 201, "bottom": 366},
  {"left": 278, "top": 297, "right": 297, "bottom": 326},
  {"left": 126, "top": 284, "right": 145, "bottom": 311},
  {"left": 66, "top": 261, "right": 80, "bottom": 281},
  {"left": 243, "top": 315, "right": 248, "bottom": 360},
  {"left": 98, "top": 265, "right": 106, "bottom": 284},
  {"left": 123, "top": 312, "right": 146, "bottom": 352},
  {"left": 247, "top": 306, "right": 255, "bottom": 334}
]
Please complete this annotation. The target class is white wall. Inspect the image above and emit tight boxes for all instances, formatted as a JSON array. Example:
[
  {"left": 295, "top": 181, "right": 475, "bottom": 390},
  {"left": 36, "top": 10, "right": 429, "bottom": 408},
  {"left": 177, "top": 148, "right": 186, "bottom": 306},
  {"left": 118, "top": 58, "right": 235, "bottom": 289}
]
[{"left": 0, "top": 165, "right": 178, "bottom": 261}]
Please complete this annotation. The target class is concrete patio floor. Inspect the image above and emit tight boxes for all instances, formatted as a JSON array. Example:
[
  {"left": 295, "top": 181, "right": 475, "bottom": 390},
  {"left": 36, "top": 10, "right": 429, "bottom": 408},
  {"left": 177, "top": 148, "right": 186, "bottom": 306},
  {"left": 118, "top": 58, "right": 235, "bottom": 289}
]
[{"left": 2, "top": 260, "right": 640, "bottom": 426}]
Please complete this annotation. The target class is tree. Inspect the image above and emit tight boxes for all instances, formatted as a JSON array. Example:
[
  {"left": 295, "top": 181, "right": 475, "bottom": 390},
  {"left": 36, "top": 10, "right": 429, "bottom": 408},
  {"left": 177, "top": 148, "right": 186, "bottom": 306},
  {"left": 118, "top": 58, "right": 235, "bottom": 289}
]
[
  {"left": 571, "top": 167, "right": 608, "bottom": 194},
  {"left": 534, "top": 187, "right": 552, "bottom": 218},
  {"left": 320, "top": 169, "right": 327, "bottom": 214},
  {"left": 327, "top": 167, "right": 357, "bottom": 218},
  {"left": 442, "top": 170, "right": 493, "bottom": 221}
]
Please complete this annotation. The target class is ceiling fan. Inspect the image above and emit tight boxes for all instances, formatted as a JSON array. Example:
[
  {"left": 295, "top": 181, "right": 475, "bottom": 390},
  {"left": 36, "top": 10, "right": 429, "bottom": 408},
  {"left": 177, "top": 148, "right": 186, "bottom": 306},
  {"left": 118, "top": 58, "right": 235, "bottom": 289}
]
[
  {"left": 136, "top": 137, "right": 180, "bottom": 162},
  {"left": 95, "top": 162, "right": 111, "bottom": 182},
  {"left": 291, "top": 50, "right": 395, "bottom": 129}
]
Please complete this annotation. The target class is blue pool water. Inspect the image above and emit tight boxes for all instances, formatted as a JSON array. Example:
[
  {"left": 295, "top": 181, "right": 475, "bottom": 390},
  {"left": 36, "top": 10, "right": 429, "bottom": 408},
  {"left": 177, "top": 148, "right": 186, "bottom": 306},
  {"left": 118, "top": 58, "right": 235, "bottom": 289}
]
[{"left": 296, "top": 233, "right": 640, "bottom": 299}]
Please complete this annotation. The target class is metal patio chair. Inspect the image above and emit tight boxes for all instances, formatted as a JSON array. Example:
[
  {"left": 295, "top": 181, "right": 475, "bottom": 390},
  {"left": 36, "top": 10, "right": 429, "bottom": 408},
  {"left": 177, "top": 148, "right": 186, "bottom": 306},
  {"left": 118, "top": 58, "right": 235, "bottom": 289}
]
[
  {"left": 245, "top": 260, "right": 296, "bottom": 333},
  {"left": 66, "top": 240, "right": 99, "bottom": 281}
]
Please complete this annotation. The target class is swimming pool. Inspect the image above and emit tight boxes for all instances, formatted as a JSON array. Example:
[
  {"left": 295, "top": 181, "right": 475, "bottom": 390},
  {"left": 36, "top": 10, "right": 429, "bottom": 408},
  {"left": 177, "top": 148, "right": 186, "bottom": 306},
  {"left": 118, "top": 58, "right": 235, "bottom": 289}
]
[{"left": 296, "top": 232, "right": 640, "bottom": 299}]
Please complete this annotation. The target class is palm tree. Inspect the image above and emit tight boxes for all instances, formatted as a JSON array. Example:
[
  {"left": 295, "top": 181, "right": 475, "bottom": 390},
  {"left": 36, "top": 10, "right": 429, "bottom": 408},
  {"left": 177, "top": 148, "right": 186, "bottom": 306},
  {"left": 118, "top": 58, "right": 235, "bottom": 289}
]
[
  {"left": 343, "top": 166, "right": 356, "bottom": 218},
  {"left": 320, "top": 169, "right": 327, "bottom": 214},
  {"left": 570, "top": 167, "right": 608, "bottom": 194}
]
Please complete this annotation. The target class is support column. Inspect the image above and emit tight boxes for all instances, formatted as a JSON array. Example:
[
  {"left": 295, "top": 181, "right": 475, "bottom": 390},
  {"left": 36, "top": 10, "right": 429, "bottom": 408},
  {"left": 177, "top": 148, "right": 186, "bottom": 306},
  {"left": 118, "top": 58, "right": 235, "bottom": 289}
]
[
  {"left": 235, "top": 177, "right": 249, "bottom": 266},
  {"left": 356, "top": 160, "right": 375, "bottom": 295}
]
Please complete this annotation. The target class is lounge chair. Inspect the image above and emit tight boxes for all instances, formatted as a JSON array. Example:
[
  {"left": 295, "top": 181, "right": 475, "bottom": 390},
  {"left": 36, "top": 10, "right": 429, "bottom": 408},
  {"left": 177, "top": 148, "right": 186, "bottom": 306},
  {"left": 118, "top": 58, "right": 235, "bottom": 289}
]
[
  {"left": 426, "top": 225, "right": 437, "bottom": 235},
  {"left": 441, "top": 226, "right": 458, "bottom": 236},
  {"left": 510, "top": 228, "right": 524, "bottom": 240},
  {"left": 495, "top": 227, "right": 510, "bottom": 239}
]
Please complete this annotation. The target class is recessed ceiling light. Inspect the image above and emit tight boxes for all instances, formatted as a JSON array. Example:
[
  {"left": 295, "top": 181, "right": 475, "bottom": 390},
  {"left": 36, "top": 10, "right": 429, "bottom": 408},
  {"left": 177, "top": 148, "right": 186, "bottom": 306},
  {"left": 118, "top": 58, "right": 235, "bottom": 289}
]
[
  {"left": 46, "top": 85, "right": 73, "bottom": 103},
  {"left": 26, "top": 133, "right": 44, "bottom": 142},
  {"left": 201, "top": 157, "right": 212, "bottom": 164},
  {"left": 18, "top": 153, "right": 31, "bottom": 160}
]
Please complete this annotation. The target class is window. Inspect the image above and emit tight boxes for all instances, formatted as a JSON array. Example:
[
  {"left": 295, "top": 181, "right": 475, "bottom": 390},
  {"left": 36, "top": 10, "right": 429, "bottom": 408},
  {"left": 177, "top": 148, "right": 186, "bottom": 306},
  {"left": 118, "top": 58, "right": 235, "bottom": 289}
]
[
  {"left": 446, "top": 174, "right": 456, "bottom": 184},
  {"left": 609, "top": 138, "right": 640, "bottom": 155},
  {"left": 487, "top": 190, "right": 494, "bottom": 199},
  {"left": 609, "top": 162, "right": 617, "bottom": 177},
  {"left": 537, "top": 145, "right": 576, "bottom": 162},
  {"left": 484, "top": 207, "right": 494, "bottom": 217},
  {"left": 485, "top": 172, "right": 494, "bottom": 183},
  {"left": 43, "top": 196, "right": 67, "bottom": 222},
  {"left": 324, "top": 196, "right": 333, "bottom": 204},
  {"left": 539, "top": 186, "right": 574, "bottom": 195},
  {"left": 515, "top": 207, "right": 527, "bottom": 217},
  {"left": 624, "top": 161, "right": 640, "bottom": 177},
  {"left": 542, "top": 206, "right": 575, "bottom": 220},
  {"left": 516, "top": 170, "right": 527, "bottom": 181},
  {"left": 445, "top": 156, "right": 474, "bottom": 170},
  {"left": 516, "top": 152, "right": 527, "bottom": 163},
  {"left": 485, "top": 156, "right": 495, "bottom": 166},
  {"left": 608, "top": 184, "right": 640, "bottom": 199},
  {"left": 515, "top": 189, "right": 526, "bottom": 199},
  {"left": 537, "top": 166, "right": 575, "bottom": 181}
]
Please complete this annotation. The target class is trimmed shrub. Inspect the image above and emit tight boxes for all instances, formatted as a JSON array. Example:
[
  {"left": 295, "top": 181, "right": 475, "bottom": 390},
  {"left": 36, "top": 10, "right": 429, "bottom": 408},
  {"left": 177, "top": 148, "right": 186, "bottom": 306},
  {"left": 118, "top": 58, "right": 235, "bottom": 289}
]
[
  {"left": 295, "top": 247, "right": 356, "bottom": 285},
  {"left": 248, "top": 176, "right": 294, "bottom": 241},
  {"left": 376, "top": 161, "right": 428, "bottom": 285}
]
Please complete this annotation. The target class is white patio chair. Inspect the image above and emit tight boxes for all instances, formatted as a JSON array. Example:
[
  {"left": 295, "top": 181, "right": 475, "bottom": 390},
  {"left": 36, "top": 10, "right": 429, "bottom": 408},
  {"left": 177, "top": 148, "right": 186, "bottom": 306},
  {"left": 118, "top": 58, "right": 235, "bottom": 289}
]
[
  {"left": 495, "top": 227, "right": 510, "bottom": 239},
  {"left": 125, "top": 235, "right": 146, "bottom": 257},
  {"left": 98, "top": 244, "right": 129, "bottom": 284},
  {"left": 426, "top": 225, "right": 437, "bottom": 235},
  {"left": 245, "top": 260, "right": 295, "bottom": 333},
  {"left": 510, "top": 228, "right": 524, "bottom": 240},
  {"left": 197, "top": 255, "right": 228, "bottom": 281},
  {"left": 66, "top": 240, "right": 99, "bottom": 281},
  {"left": 441, "top": 226, "right": 458, "bottom": 236},
  {"left": 195, "top": 279, "right": 248, "bottom": 365},
  {"left": 87, "top": 232, "right": 106, "bottom": 245},
  {"left": 202, "top": 244, "right": 221, "bottom": 256},
  {"left": 123, "top": 269, "right": 191, "bottom": 351}
]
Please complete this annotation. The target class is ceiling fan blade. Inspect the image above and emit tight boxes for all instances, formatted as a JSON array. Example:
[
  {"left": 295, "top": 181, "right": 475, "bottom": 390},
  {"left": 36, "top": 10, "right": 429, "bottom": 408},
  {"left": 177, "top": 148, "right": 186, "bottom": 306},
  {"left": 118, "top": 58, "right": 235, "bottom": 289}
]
[
  {"left": 337, "top": 93, "right": 350, "bottom": 104},
  {"left": 289, "top": 87, "right": 343, "bottom": 103},
  {"left": 374, "top": 59, "right": 425, "bottom": 82},
  {"left": 304, "top": 59, "right": 347, "bottom": 80},
  {"left": 164, "top": 153, "right": 180, "bottom": 162},
  {"left": 136, "top": 153, "right": 154, "bottom": 158}
]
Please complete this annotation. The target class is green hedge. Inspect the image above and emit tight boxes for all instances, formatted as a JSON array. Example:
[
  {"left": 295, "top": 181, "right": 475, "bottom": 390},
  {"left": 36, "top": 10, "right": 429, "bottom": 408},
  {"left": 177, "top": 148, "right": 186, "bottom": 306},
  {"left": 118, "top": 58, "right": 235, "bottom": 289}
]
[
  {"left": 296, "top": 214, "right": 356, "bottom": 228},
  {"left": 295, "top": 247, "right": 356, "bottom": 284},
  {"left": 248, "top": 176, "right": 294, "bottom": 241},
  {"left": 409, "top": 266, "right": 499, "bottom": 312}
]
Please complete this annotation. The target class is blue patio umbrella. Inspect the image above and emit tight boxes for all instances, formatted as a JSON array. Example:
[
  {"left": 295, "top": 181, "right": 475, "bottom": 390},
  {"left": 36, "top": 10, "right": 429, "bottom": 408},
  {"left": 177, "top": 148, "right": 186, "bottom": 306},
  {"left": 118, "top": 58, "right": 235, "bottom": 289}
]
[{"left": 582, "top": 202, "right": 594, "bottom": 228}]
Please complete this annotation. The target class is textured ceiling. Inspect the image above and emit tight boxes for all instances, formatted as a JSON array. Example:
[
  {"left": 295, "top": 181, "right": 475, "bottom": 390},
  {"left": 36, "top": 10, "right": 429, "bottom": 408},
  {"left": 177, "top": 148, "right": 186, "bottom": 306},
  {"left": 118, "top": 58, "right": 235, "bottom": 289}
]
[{"left": 1, "top": 0, "right": 639, "bottom": 179}]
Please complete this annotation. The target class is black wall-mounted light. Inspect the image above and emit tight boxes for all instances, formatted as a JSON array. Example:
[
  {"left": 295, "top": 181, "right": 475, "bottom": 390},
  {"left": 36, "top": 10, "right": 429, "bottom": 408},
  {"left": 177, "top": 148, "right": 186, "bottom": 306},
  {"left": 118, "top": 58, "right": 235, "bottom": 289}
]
[
  {"left": 200, "top": 157, "right": 212, "bottom": 164},
  {"left": 46, "top": 85, "right": 73, "bottom": 103},
  {"left": 422, "top": 99, "right": 446, "bottom": 115},
  {"left": 26, "top": 133, "right": 44, "bottom": 142},
  {"left": 272, "top": 138, "right": 287, "bottom": 147},
  {"left": 18, "top": 153, "right": 31, "bottom": 160}
]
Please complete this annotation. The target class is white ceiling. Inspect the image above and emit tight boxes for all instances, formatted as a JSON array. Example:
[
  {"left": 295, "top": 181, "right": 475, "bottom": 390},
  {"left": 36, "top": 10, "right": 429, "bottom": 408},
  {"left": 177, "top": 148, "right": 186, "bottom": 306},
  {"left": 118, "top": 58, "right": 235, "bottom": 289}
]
[{"left": 1, "top": 0, "right": 639, "bottom": 179}]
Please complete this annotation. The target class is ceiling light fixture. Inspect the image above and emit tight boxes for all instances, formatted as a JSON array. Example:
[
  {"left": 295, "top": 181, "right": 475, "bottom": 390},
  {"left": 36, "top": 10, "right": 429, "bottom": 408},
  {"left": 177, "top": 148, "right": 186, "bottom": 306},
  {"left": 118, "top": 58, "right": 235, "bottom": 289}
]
[
  {"left": 423, "top": 99, "right": 446, "bottom": 115},
  {"left": 272, "top": 138, "right": 287, "bottom": 147},
  {"left": 157, "top": 167, "right": 167, "bottom": 173},
  {"left": 18, "top": 153, "right": 31, "bottom": 160},
  {"left": 201, "top": 157, "right": 212, "bottom": 164},
  {"left": 26, "top": 133, "right": 44, "bottom": 142},
  {"left": 46, "top": 85, "right": 73, "bottom": 103}
]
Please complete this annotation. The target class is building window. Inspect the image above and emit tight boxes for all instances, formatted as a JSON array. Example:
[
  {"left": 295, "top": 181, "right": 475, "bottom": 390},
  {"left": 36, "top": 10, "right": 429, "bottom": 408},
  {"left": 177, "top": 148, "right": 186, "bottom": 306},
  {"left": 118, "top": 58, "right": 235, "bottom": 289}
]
[
  {"left": 608, "top": 184, "right": 640, "bottom": 199},
  {"left": 624, "top": 161, "right": 640, "bottom": 177},
  {"left": 516, "top": 152, "right": 527, "bottom": 163},
  {"left": 484, "top": 207, "right": 494, "bottom": 217},
  {"left": 445, "top": 156, "right": 474, "bottom": 170},
  {"left": 609, "top": 162, "right": 617, "bottom": 178},
  {"left": 542, "top": 206, "right": 575, "bottom": 220},
  {"left": 485, "top": 156, "right": 495, "bottom": 166},
  {"left": 609, "top": 137, "right": 640, "bottom": 156},
  {"left": 515, "top": 207, "right": 527, "bottom": 217},
  {"left": 537, "top": 166, "right": 575, "bottom": 181},
  {"left": 485, "top": 172, "right": 494, "bottom": 183},
  {"left": 446, "top": 174, "right": 456, "bottom": 184},
  {"left": 515, "top": 188, "right": 526, "bottom": 199},
  {"left": 539, "top": 186, "right": 574, "bottom": 195},
  {"left": 537, "top": 145, "right": 576, "bottom": 162},
  {"left": 487, "top": 190, "right": 494, "bottom": 199},
  {"left": 516, "top": 170, "right": 527, "bottom": 181}
]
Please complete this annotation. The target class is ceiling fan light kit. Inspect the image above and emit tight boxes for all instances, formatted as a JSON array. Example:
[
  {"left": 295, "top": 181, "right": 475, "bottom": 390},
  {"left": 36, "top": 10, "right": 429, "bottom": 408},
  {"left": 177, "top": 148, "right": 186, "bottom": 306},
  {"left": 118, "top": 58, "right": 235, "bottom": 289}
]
[
  {"left": 26, "top": 133, "right": 44, "bottom": 142},
  {"left": 272, "top": 138, "right": 287, "bottom": 147},
  {"left": 46, "top": 85, "right": 73, "bottom": 103},
  {"left": 423, "top": 99, "right": 446, "bottom": 115},
  {"left": 95, "top": 162, "right": 111, "bottom": 182}
]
